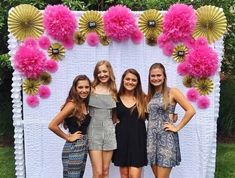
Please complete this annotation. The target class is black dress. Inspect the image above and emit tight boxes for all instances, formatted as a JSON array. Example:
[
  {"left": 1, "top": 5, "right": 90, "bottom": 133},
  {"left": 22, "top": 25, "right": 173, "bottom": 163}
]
[{"left": 112, "top": 98, "right": 147, "bottom": 167}]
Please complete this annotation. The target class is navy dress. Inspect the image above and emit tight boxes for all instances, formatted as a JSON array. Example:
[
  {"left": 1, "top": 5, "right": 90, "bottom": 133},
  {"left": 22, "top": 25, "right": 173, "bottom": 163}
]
[
  {"left": 112, "top": 98, "right": 147, "bottom": 167},
  {"left": 147, "top": 92, "right": 181, "bottom": 167},
  {"left": 62, "top": 114, "right": 91, "bottom": 178}
]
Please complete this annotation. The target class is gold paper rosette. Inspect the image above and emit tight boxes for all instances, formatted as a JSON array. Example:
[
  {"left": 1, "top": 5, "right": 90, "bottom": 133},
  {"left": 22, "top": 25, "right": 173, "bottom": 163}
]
[
  {"left": 172, "top": 44, "right": 189, "bottom": 62},
  {"left": 138, "top": 9, "right": 163, "bottom": 39},
  {"left": 48, "top": 43, "right": 65, "bottom": 61},
  {"left": 146, "top": 35, "right": 157, "bottom": 46},
  {"left": 74, "top": 31, "right": 85, "bottom": 45},
  {"left": 23, "top": 79, "right": 40, "bottom": 95},
  {"left": 193, "top": 5, "right": 227, "bottom": 44},
  {"left": 99, "top": 35, "right": 112, "bottom": 46},
  {"left": 194, "top": 78, "right": 214, "bottom": 95},
  {"left": 79, "top": 11, "right": 104, "bottom": 36},
  {"left": 8, "top": 4, "right": 44, "bottom": 41},
  {"left": 183, "top": 75, "right": 195, "bottom": 88},
  {"left": 39, "top": 72, "right": 52, "bottom": 85}
]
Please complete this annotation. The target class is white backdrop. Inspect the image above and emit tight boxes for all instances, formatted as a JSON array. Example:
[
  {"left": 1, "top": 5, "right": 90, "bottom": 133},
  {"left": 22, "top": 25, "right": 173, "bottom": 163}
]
[{"left": 8, "top": 12, "right": 223, "bottom": 178}]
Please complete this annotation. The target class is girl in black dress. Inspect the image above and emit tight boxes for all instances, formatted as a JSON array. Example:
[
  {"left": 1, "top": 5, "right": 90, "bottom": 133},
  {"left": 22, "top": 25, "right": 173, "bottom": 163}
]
[
  {"left": 112, "top": 69, "right": 147, "bottom": 178},
  {"left": 48, "top": 75, "right": 91, "bottom": 178}
]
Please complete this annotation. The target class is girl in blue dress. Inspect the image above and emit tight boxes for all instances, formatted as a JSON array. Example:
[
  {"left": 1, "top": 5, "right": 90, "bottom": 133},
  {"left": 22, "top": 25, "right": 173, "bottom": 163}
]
[{"left": 147, "top": 63, "right": 196, "bottom": 178}]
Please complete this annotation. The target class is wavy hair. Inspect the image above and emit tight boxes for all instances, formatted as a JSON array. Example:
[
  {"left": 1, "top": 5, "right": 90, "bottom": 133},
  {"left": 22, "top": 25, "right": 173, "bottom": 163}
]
[
  {"left": 118, "top": 69, "right": 146, "bottom": 119},
  {"left": 92, "top": 60, "right": 117, "bottom": 100},
  {"left": 63, "top": 75, "right": 91, "bottom": 124}
]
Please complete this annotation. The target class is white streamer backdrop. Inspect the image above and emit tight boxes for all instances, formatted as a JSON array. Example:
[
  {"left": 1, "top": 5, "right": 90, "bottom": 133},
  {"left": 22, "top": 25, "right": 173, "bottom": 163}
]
[{"left": 9, "top": 12, "right": 222, "bottom": 178}]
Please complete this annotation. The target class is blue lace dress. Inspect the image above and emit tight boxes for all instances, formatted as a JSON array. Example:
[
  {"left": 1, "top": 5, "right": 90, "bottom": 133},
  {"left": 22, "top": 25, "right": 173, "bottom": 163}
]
[{"left": 147, "top": 92, "right": 181, "bottom": 167}]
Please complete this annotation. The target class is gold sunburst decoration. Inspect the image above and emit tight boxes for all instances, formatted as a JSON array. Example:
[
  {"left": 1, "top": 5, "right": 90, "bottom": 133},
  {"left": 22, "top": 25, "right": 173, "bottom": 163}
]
[
  {"left": 39, "top": 72, "right": 52, "bottom": 85},
  {"left": 138, "top": 9, "right": 163, "bottom": 39},
  {"left": 172, "top": 44, "right": 189, "bottom": 62},
  {"left": 193, "top": 5, "right": 227, "bottom": 44},
  {"left": 194, "top": 78, "right": 214, "bottom": 95},
  {"left": 99, "top": 35, "right": 112, "bottom": 46},
  {"left": 183, "top": 75, "right": 195, "bottom": 88},
  {"left": 8, "top": 4, "right": 44, "bottom": 41},
  {"left": 146, "top": 35, "right": 157, "bottom": 46},
  {"left": 79, "top": 11, "right": 104, "bottom": 36},
  {"left": 48, "top": 43, "right": 65, "bottom": 61},
  {"left": 74, "top": 31, "right": 85, "bottom": 45},
  {"left": 23, "top": 79, "right": 40, "bottom": 95}
]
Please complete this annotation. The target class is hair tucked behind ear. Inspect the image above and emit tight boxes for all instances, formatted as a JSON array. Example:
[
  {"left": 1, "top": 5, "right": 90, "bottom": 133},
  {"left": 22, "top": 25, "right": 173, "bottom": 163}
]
[{"left": 147, "top": 63, "right": 169, "bottom": 110}]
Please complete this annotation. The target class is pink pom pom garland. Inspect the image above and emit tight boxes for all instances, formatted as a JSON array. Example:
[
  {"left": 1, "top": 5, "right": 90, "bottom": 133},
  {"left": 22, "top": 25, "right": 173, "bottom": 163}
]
[
  {"left": 103, "top": 5, "right": 137, "bottom": 42},
  {"left": 39, "top": 85, "right": 51, "bottom": 99},
  {"left": 43, "top": 5, "right": 76, "bottom": 49},
  {"left": 26, "top": 95, "right": 39, "bottom": 107},
  {"left": 86, "top": 32, "right": 99, "bottom": 46},
  {"left": 163, "top": 3, "right": 196, "bottom": 42},
  {"left": 187, "top": 88, "right": 199, "bottom": 102},
  {"left": 14, "top": 40, "right": 46, "bottom": 79},
  {"left": 38, "top": 36, "right": 51, "bottom": 49},
  {"left": 197, "top": 96, "right": 210, "bottom": 109},
  {"left": 45, "top": 59, "right": 58, "bottom": 73}
]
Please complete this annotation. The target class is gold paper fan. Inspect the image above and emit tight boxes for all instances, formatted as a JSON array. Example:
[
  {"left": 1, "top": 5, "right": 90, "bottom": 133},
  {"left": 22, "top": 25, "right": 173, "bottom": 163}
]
[
  {"left": 194, "top": 78, "right": 214, "bottom": 95},
  {"left": 172, "top": 44, "right": 189, "bottom": 62},
  {"left": 79, "top": 11, "right": 104, "bottom": 36},
  {"left": 193, "top": 5, "right": 227, "bottom": 44},
  {"left": 48, "top": 43, "right": 65, "bottom": 61},
  {"left": 182, "top": 75, "right": 195, "bottom": 88},
  {"left": 74, "top": 31, "right": 85, "bottom": 45},
  {"left": 23, "top": 79, "right": 40, "bottom": 95},
  {"left": 8, "top": 4, "right": 44, "bottom": 41},
  {"left": 138, "top": 9, "right": 163, "bottom": 39},
  {"left": 99, "top": 35, "right": 112, "bottom": 46}
]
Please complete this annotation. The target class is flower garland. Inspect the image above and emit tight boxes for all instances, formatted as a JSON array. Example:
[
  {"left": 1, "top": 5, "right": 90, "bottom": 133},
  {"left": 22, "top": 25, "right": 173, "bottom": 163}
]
[{"left": 8, "top": 3, "right": 227, "bottom": 109}]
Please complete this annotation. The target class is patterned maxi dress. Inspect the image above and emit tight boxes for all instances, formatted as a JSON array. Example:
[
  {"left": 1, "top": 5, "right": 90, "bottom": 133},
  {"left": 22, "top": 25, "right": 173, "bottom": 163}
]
[{"left": 147, "top": 92, "right": 181, "bottom": 167}]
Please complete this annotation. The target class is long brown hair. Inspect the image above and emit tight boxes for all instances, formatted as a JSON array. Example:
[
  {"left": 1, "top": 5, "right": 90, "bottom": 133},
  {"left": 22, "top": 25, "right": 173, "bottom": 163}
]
[
  {"left": 118, "top": 69, "right": 146, "bottom": 119},
  {"left": 92, "top": 60, "right": 117, "bottom": 100},
  {"left": 147, "top": 63, "right": 169, "bottom": 110},
  {"left": 63, "top": 75, "right": 91, "bottom": 123}
]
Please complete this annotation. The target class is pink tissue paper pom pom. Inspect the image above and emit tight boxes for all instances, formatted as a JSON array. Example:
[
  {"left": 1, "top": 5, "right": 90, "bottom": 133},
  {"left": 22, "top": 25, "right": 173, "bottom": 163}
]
[
  {"left": 45, "top": 59, "right": 58, "bottom": 73},
  {"left": 163, "top": 3, "right": 196, "bottom": 42},
  {"left": 162, "top": 42, "right": 174, "bottom": 56},
  {"left": 183, "top": 37, "right": 195, "bottom": 49},
  {"left": 187, "top": 88, "right": 199, "bottom": 102},
  {"left": 38, "top": 36, "right": 51, "bottom": 49},
  {"left": 26, "top": 95, "right": 39, "bottom": 107},
  {"left": 39, "top": 85, "right": 51, "bottom": 99},
  {"left": 197, "top": 96, "right": 210, "bottom": 109},
  {"left": 43, "top": 4, "right": 76, "bottom": 49},
  {"left": 157, "top": 34, "right": 169, "bottom": 48},
  {"left": 24, "top": 37, "right": 38, "bottom": 47},
  {"left": 194, "top": 37, "right": 208, "bottom": 46},
  {"left": 103, "top": 5, "right": 137, "bottom": 42},
  {"left": 14, "top": 41, "right": 46, "bottom": 79},
  {"left": 186, "top": 40, "right": 218, "bottom": 78},
  {"left": 177, "top": 62, "right": 189, "bottom": 76},
  {"left": 86, "top": 32, "right": 99, "bottom": 46},
  {"left": 131, "top": 29, "right": 143, "bottom": 44}
]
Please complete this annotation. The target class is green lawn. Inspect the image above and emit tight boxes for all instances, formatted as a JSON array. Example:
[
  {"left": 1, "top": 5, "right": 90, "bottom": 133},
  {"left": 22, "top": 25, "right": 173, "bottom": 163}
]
[
  {"left": 215, "top": 143, "right": 235, "bottom": 178},
  {"left": 0, "top": 144, "right": 234, "bottom": 177},
  {"left": 0, "top": 147, "right": 15, "bottom": 178}
]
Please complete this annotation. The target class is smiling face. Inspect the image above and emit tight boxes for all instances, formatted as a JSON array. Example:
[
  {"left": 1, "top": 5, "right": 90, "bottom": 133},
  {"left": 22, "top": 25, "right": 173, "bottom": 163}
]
[
  {"left": 149, "top": 67, "right": 165, "bottom": 88},
  {"left": 97, "top": 64, "right": 110, "bottom": 84},
  {"left": 76, "top": 80, "right": 90, "bottom": 99},
  {"left": 123, "top": 72, "right": 138, "bottom": 92}
]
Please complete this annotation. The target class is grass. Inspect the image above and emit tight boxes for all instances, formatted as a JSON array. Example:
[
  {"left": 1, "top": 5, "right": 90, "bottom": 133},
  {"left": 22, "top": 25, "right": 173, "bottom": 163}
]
[
  {"left": 215, "top": 143, "right": 235, "bottom": 178},
  {"left": 0, "top": 144, "right": 234, "bottom": 177},
  {"left": 0, "top": 147, "right": 15, "bottom": 178}
]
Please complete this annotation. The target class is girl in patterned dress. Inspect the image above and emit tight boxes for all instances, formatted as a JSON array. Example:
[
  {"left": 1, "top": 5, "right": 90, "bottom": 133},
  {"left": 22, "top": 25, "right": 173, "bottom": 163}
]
[
  {"left": 49, "top": 75, "right": 91, "bottom": 178},
  {"left": 146, "top": 63, "right": 196, "bottom": 178},
  {"left": 88, "top": 60, "right": 117, "bottom": 178}
]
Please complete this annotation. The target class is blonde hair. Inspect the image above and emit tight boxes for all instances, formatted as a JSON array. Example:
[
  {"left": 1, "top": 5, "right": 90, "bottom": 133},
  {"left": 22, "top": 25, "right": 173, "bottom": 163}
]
[
  {"left": 147, "top": 63, "right": 169, "bottom": 110},
  {"left": 92, "top": 60, "right": 117, "bottom": 100},
  {"left": 118, "top": 69, "right": 146, "bottom": 119}
]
